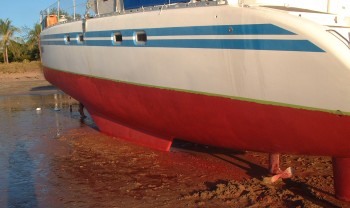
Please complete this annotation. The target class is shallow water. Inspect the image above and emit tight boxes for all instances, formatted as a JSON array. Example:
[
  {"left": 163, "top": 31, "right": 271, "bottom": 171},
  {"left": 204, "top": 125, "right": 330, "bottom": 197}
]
[{"left": 0, "top": 91, "right": 86, "bottom": 208}]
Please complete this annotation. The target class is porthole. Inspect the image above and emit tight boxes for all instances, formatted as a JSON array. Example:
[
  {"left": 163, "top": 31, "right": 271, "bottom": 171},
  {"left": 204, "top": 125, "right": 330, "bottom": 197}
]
[
  {"left": 134, "top": 31, "right": 147, "bottom": 45},
  {"left": 77, "top": 33, "right": 84, "bottom": 44},
  {"left": 64, "top": 34, "right": 71, "bottom": 44},
  {"left": 112, "top": 32, "right": 122, "bottom": 45}
]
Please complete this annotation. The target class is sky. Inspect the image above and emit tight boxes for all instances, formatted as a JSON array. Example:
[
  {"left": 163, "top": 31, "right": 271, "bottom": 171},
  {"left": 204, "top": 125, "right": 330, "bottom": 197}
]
[{"left": 0, "top": 0, "right": 53, "bottom": 29}]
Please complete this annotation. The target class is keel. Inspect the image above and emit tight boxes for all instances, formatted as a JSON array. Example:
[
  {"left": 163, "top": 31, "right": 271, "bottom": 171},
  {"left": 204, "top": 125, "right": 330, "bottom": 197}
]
[
  {"left": 91, "top": 112, "right": 173, "bottom": 151},
  {"left": 333, "top": 157, "right": 350, "bottom": 202}
]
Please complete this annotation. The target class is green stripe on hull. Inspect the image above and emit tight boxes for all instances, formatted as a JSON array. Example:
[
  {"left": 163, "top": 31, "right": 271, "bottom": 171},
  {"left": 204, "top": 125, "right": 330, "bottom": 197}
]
[{"left": 44, "top": 66, "right": 349, "bottom": 116}]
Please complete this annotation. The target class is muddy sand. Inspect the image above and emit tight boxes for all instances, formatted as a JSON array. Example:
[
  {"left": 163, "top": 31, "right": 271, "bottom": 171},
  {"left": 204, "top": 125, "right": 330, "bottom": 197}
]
[
  {"left": 1, "top": 69, "right": 350, "bottom": 207},
  {"left": 0, "top": 69, "right": 49, "bottom": 95}
]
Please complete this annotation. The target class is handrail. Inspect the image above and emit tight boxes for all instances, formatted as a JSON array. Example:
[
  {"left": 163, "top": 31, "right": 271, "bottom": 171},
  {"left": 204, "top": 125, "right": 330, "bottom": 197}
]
[
  {"left": 327, "top": 29, "right": 350, "bottom": 49},
  {"left": 40, "top": 0, "right": 88, "bottom": 21},
  {"left": 40, "top": 0, "right": 229, "bottom": 30}
]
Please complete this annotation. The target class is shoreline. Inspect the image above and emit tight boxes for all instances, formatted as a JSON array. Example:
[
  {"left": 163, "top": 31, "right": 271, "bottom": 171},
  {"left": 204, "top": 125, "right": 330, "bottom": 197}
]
[
  {"left": 0, "top": 62, "right": 51, "bottom": 96},
  {"left": 0, "top": 70, "right": 44, "bottom": 81},
  {"left": 0, "top": 61, "right": 44, "bottom": 81}
]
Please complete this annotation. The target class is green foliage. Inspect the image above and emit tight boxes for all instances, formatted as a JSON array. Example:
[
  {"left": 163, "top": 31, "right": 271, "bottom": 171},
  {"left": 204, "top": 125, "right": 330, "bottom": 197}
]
[
  {"left": 0, "top": 19, "right": 41, "bottom": 63},
  {"left": 25, "top": 23, "right": 42, "bottom": 60},
  {"left": 0, "top": 18, "right": 20, "bottom": 63}
]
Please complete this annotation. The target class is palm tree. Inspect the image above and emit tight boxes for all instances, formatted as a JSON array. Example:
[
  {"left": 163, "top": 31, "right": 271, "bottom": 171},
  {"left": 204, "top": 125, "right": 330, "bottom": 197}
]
[
  {"left": 0, "top": 18, "right": 19, "bottom": 64},
  {"left": 26, "top": 24, "right": 42, "bottom": 60}
]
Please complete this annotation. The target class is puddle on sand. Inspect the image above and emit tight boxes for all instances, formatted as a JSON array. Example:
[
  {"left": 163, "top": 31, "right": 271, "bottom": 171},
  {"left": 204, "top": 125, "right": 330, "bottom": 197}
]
[{"left": 0, "top": 90, "right": 87, "bottom": 208}]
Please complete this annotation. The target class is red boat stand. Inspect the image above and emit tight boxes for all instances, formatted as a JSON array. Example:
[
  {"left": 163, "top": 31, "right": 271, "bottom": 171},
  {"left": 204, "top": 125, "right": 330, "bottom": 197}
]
[
  {"left": 333, "top": 157, "right": 350, "bottom": 202},
  {"left": 269, "top": 153, "right": 281, "bottom": 174}
]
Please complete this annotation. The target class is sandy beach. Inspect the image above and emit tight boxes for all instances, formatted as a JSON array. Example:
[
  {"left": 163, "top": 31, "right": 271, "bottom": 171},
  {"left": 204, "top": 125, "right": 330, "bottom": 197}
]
[
  {"left": 0, "top": 62, "right": 49, "bottom": 96},
  {"left": 1, "top": 63, "right": 350, "bottom": 207}
]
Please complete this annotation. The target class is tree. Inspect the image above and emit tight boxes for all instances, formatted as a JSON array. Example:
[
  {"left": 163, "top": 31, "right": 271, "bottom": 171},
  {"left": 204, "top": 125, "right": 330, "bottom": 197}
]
[
  {"left": 26, "top": 24, "right": 42, "bottom": 60},
  {"left": 0, "top": 18, "right": 20, "bottom": 64},
  {"left": 8, "top": 38, "right": 27, "bottom": 62}
]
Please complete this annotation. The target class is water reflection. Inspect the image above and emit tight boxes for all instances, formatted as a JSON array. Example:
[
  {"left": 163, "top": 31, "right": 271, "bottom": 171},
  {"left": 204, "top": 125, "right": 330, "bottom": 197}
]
[
  {"left": 8, "top": 142, "right": 38, "bottom": 208},
  {"left": 0, "top": 91, "right": 83, "bottom": 208},
  {"left": 54, "top": 93, "right": 62, "bottom": 138}
]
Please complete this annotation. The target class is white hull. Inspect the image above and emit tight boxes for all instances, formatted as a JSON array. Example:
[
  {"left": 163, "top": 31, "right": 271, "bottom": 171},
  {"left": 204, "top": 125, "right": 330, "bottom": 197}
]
[{"left": 41, "top": 4, "right": 350, "bottom": 114}]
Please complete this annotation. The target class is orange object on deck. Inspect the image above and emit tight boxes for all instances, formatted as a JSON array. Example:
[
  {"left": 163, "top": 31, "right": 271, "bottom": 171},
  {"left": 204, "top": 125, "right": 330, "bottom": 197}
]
[{"left": 47, "top": 15, "right": 58, "bottom": 27}]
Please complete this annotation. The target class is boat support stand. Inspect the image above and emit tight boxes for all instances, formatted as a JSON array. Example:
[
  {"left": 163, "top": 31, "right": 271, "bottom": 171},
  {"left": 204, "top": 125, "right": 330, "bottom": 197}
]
[
  {"left": 333, "top": 157, "right": 350, "bottom": 201},
  {"left": 267, "top": 153, "right": 293, "bottom": 183}
]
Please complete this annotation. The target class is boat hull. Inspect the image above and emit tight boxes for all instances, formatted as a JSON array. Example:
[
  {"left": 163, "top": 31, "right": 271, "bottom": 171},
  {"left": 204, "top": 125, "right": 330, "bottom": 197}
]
[
  {"left": 40, "top": 3, "right": 350, "bottom": 201},
  {"left": 44, "top": 66, "right": 350, "bottom": 156},
  {"left": 40, "top": 3, "right": 350, "bottom": 155}
]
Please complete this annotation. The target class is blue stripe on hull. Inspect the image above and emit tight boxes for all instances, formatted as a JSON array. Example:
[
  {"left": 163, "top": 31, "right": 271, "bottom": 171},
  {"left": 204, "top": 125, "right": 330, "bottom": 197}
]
[
  {"left": 83, "top": 24, "right": 295, "bottom": 38},
  {"left": 41, "top": 24, "right": 295, "bottom": 39},
  {"left": 145, "top": 39, "right": 323, "bottom": 52},
  {"left": 40, "top": 24, "right": 324, "bottom": 52},
  {"left": 42, "top": 39, "right": 324, "bottom": 52}
]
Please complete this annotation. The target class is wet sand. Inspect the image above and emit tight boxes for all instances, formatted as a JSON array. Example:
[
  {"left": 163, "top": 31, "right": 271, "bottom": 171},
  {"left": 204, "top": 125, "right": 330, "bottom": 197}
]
[
  {"left": 1, "top": 71, "right": 350, "bottom": 207},
  {"left": 0, "top": 70, "right": 50, "bottom": 96}
]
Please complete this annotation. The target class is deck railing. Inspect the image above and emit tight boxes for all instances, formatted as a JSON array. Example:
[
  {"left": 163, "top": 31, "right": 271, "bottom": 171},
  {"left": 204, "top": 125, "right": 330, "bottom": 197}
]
[
  {"left": 40, "top": 0, "right": 230, "bottom": 29},
  {"left": 39, "top": 0, "right": 350, "bottom": 31},
  {"left": 40, "top": 0, "right": 88, "bottom": 24}
]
